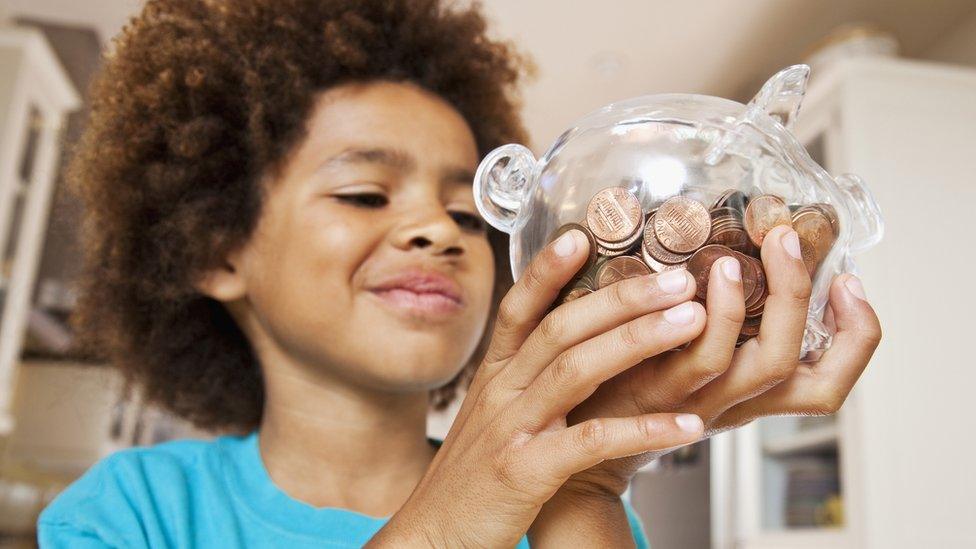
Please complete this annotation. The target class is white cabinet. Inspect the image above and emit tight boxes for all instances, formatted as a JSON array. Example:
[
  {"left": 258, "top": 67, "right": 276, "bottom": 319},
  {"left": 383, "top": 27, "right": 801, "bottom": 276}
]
[
  {"left": 711, "top": 57, "right": 976, "bottom": 549},
  {"left": 0, "top": 27, "right": 80, "bottom": 435}
]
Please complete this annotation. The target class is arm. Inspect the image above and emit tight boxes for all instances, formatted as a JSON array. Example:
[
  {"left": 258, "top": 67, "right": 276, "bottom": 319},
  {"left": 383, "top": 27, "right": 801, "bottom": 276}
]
[{"left": 529, "top": 484, "right": 639, "bottom": 549}]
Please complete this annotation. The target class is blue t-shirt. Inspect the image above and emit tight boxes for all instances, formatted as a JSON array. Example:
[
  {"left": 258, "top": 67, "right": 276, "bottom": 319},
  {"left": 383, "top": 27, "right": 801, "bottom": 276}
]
[{"left": 38, "top": 432, "right": 649, "bottom": 547}]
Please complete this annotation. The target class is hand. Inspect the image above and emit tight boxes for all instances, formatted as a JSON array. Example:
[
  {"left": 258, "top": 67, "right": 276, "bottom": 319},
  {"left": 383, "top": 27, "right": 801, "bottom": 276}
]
[
  {"left": 367, "top": 229, "right": 709, "bottom": 548},
  {"left": 557, "top": 225, "right": 882, "bottom": 496}
]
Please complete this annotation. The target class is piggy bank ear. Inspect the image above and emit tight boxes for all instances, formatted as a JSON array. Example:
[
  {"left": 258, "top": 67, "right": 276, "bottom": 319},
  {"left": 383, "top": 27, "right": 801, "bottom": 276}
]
[
  {"left": 473, "top": 144, "right": 537, "bottom": 234},
  {"left": 748, "top": 64, "right": 810, "bottom": 130}
]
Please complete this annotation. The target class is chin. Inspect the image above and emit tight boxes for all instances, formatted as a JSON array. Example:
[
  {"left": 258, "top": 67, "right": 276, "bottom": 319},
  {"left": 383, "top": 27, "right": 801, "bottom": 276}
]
[{"left": 356, "top": 347, "right": 470, "bottom": 394}]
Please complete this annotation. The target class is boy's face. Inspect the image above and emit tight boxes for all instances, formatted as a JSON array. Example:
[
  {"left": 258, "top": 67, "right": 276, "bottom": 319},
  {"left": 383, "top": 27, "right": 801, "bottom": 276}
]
[{"left": 213, "top": 81, "right": 495, "bottom": 393}]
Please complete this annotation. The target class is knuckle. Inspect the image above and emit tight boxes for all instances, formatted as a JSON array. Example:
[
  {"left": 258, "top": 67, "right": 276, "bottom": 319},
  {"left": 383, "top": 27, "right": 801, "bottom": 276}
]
[
  {"left": 715, "top": 301, "right": 746, "bottom": 326},
  {"left": 577, "top": 420, "right": 609, "bottom": 456},
  {"left": 604, "top": 281, "right": 630, "bottom": 309},
  {"left": 858, "top": 322, "right": 883, "bottom": 348},
  {"left": 619, "top": 319, "right": 645, "bottom": 350},
  {"left": 765, "top": 356, "right": 798, "bottom": 385},
  {"left": 536, "top": 312, "right": 566, "bottom": 347},
  {"left": 549, "top": 351, "right": 582, "bottom": 387},
  {"left": 495, "top": 297, "right": 523, "bottom": 335},
  {"left": 522, "top": 261, "right": 548, "bottom": 294},
  {"left": 787, "top": 275, "right": 813, "bottom": 303},
  {"left": 809, "top": 387, "right": 847, "bottom": 415}
]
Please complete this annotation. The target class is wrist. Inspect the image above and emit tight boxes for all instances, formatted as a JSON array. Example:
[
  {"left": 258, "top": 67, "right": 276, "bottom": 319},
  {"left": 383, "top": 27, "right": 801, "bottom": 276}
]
[{"left": 530, "top": 487, "right": 633, "bottom": 549}]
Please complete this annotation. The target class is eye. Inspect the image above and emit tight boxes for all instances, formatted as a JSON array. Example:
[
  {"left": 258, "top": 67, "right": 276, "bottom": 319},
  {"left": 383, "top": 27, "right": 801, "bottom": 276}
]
[
  {"left": 450, "top": 210, "right": 487, "bottom": 233},
  {"left": 334, "top": 193, "right": 389, "bottom": 208}
]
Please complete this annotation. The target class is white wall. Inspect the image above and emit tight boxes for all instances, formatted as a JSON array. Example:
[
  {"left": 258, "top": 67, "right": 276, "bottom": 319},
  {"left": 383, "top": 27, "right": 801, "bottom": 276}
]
[{"left": 923, "top": 10, "right": 976, "bottom": 66}]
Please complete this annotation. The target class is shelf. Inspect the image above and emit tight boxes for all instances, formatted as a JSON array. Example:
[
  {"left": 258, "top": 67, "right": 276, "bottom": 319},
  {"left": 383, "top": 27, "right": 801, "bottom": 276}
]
[{"left": 762, "top": 425, "right": 839, "bottom": 457}]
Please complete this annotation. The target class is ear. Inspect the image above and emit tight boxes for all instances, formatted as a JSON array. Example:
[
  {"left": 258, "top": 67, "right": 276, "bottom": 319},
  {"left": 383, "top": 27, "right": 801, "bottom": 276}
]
[{"left": 194, "top": 249, "right": 248, "bottom": 302}]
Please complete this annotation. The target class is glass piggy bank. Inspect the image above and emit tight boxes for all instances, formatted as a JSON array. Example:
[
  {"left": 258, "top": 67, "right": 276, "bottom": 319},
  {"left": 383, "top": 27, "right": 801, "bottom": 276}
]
[{"left": 473, "top": 65, "right": 883, "bottom": 358}]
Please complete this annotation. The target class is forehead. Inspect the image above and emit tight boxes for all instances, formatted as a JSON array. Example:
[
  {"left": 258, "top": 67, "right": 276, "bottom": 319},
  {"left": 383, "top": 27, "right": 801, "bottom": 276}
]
[{"left": 298, "top": 81, "right": 479, "bottom": 169}]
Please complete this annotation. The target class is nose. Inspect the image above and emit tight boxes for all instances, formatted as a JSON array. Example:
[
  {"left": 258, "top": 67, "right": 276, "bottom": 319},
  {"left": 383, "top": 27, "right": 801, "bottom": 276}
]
[{"left": 392, "top": 205, "right": 464, "bottom": 257}]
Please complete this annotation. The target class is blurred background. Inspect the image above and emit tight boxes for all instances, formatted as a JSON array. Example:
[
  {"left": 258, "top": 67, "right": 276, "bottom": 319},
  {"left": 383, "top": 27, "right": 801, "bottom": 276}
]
[{"left": 1, "top": 1, "right": 974, "bottom": 548}]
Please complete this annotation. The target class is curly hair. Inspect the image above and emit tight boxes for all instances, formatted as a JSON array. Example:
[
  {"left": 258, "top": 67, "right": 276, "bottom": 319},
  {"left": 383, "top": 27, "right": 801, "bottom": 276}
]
[{"left": 68, "top": 0, "right": 528, "bottom": 433}]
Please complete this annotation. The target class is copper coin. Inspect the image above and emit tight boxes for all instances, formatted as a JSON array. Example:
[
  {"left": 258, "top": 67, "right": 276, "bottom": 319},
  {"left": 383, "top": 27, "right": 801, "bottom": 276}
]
[
  {"left": 812, "top": 202, "right": 840, "bottom": 236},
  {"left": 653, "top": 197, "right": 712, "bottom": 254},
  {"left": 598, "top": 216, "right": 645, "bottom": 251},
  {"left": 740, "top": 316, "right": 761, "bottom": 337},
  {"left": 712, "top": 189, "right": 749, "bottom": 211},
  {"left": 710, "top": 207, "right": 743, "bottom": 220},
  {"left": 641, "top": 243, "right": 687, "bottom": 273},
  {"left": 731, "top": 251, "right": 760, "bottom": 302},
  {"left": 792, "top": 207, "right": 835, "bottom": 271},
  {"left": 586, "top": 187, "right": 644, "bottom": 244},
  {"left": 743, "top": 194, "right": 792, "bottom": 247},
  {"left": 595, "top": 256, "right": 652, "bottom": 289},
  {"left": 798, "top": 236, "right": 818, "bottom": 276},
  {"left": 643, "top": 215, "right": 693, "bottom": 264},
  {"left": 550, "top": 222, "right": 598, "bottom": 277},
  {"left": 708, "top": 223, "right": 751, "bottom": 253},
  {"left": 561, "top": 287, "right": 593, "bottom": 304},
  {"left": 687, "top": 245, "right": 737, "bottom": 300}
]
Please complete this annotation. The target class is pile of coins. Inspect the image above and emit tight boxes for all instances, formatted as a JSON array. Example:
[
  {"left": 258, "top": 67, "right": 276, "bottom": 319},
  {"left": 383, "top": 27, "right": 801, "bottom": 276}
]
[{"left": 550, "top": 187, "right": 839, "bottom": 345}]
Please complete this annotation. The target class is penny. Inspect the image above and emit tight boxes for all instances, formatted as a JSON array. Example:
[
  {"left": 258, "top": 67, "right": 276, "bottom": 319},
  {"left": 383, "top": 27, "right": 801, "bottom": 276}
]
[
  {"left": 595, "top": 256, "right": 652, "bottom": 289},
  {"left": 708, "top": 214, "right": 751, "bottom": 253},
  {"left": 641, "top": 243, "right": 687, "bottom": 273},
  {"left": 597, "top": 216, "right": 645, "bottom": 251},
  {"left": 731, "top": 251, "right": 760, "bottom": 302},
  {"left": 644, "top": 215, "right": 694, "bottom": 264},
  {"left": 550, "top": 222, "right": 598, "bottom": 278},
  {"left": 743, "top": 194, "right": 792, "bottom": 247},
  {"left": 798, "top": 236, "right": 818, "bottom": 276},
  {"left": 586, "top": 187, "right": 644, "bottom": 244},
  {"left": 687, "top": 245, "right": 737, "bottom": 300},
  {"left": 653, "top": 196, "right": 712, "bottom": 253},
  {"left": 712, "top": 189, "right": 748, "bottom": 211},
  {"left": 792, "top": 207, "right": 835, "bottom": 272},
  {"left": 561, "top": 287, "right": 592, "bottom": 303}
]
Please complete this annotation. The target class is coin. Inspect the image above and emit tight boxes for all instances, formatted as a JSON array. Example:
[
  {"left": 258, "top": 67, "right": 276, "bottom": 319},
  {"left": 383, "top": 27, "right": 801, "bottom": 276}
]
[
  {"left": 687, "top": 245, "right": 737, "bottom": 300},
  {"left": 743, "top": 194, "right": 792, "bottom": 247},
  {"left": 641, "top": 243, "right": 687, "bottom": 273},
  {"left": 561, "top": 287, "right": 592, "bottom": 303},
  {"left": 792, "top": 207, "right": 836, "bottom": 274},
  {"left": 711, "top": 189, "right": 748, "bottom": 211},
  {"left": 595, "top": 256, "right": 652, "bottom": 289},
  {"left": 597, "top": 216, "right": 645, "bottom": 251},
  {"left": 549, "top": 222, "right": 598, "bottom": 277},
  {"left": 653, "top": 196, "right": 712, "bottom": 253},
  {"left": 643, "top": 214, "right": 694, "bottom": 264},
  {"left": 586, "top": 187, "right": 644, "bottom": 244},
  {"left": 708, "top": 210, "right": 751, "bottom": 253}
]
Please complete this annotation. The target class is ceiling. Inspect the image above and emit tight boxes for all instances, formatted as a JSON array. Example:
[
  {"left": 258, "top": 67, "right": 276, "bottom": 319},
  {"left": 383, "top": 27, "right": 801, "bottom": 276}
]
[{"left": 6, "top": 0, "right": 976, "bottom": 149}]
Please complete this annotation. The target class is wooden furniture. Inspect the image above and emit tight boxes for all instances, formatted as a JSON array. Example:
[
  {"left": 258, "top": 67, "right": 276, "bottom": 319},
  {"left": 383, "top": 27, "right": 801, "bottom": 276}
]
[{"left": 0, "top": 27, "right": 80, "bottom": 435}]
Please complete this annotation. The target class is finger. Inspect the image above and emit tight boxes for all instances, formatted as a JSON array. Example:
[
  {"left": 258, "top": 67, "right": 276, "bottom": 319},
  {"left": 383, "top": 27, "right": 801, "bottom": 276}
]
[
  {"left": 512, "top": 302, "right": 706, "bottom": 428},
  {"left": 706, "top": 274, "right": 881, "bottom": 432},
  {"left": 539, "top": 413, "right": 704, "bottom": 481},
  {"left": 649, "top": 256, "right": 745, "bottom": 408},
  {"left": 755, "top": 225, "right": 812, "bottom": 380},
  {"left": 479, "top": 229, "right": 590, "bottom": 371},
  {"left": 497, "top": 269, "right": 696, "bottom": 391}
]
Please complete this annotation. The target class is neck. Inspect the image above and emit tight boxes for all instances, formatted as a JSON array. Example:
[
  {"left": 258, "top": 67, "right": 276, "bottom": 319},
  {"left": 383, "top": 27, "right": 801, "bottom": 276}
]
[{"left": 257, "top": 360, "right": 436, "bottom": 517}]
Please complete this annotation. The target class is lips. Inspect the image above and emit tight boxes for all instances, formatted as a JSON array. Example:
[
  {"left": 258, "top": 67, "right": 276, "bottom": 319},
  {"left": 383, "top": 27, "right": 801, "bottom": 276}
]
[{"left": 368, "top": 270, "right": 465, "bottom": 318}]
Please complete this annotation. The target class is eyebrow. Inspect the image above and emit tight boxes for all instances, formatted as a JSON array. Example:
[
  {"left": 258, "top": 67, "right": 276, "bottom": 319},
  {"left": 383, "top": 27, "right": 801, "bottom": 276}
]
[{"left": 321, "top": 146, "right": 475, "bottom": 186}]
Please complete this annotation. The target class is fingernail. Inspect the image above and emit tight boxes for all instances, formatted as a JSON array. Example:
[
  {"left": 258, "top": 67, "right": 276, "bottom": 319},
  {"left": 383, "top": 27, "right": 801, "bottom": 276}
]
[
  {"left": 657, "top": 269, "right": 688, "bottom": 294},
  {"left": 553, "top": 230, "right": 578, "bottom": 257},
  {"left": 721, "top": 257, "right": 741, "bottom": 282},
  {"left": 663, "top": 302, "right": 695, "bottom": 325},
  {"left": 675, "top": 414, "right": 703, "bottom": 433},
  {"left": 845, "top": 275, "right": 867, "bottom": 301},
  {"left": 781, "top": 229, "right": 802, "bottom": 260}
]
